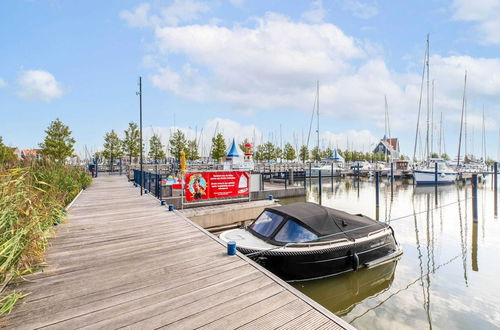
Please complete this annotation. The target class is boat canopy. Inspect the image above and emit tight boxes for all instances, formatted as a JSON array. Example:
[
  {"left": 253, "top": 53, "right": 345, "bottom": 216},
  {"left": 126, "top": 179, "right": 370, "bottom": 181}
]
[{"left": 262, "top": 202, "right": 386, "bottom": 240}]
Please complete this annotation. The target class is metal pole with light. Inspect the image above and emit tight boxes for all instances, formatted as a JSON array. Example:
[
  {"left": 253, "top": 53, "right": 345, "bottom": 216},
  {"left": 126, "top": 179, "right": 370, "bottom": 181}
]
[{"left": 137, "top": 77, "right": 143, "bottom": 196}]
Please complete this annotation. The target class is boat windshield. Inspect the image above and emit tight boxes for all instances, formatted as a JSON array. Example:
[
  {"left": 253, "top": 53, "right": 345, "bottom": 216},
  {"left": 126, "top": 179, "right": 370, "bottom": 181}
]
[
  {"left": 251, "top": 211, "right": 284, "bottom": 237},
  {"left": 274, "top": 219, "right": 318, "bottom": 243}
]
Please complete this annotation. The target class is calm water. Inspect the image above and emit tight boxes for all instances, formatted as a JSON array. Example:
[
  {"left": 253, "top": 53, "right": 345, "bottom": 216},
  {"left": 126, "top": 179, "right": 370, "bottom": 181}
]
[{"left": 289, "top": 177, "right": 500, "bottom": 330}]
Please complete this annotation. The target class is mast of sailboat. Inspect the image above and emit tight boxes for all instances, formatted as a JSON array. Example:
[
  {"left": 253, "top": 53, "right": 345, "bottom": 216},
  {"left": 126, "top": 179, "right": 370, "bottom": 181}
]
[
  {"left": 457, "top": 71, "right": 467, "bottom": 166},
  {"left": 482, "top": 106, "right": 486, "bottom": 162},
  {"left": 425, "top": 34, "right": 430, "bottom": 163},
  {"left": 316, "top": 80, "right": 320, "bottom": 161},
  {"left": 439, "top": 112, "right": 443, "bottom": 157},
  {"left": 431, "top": 79, "right": 435, "bottom": 156},
  {"left": 413, "top": 35, "right": 428, "bottom": 163}
]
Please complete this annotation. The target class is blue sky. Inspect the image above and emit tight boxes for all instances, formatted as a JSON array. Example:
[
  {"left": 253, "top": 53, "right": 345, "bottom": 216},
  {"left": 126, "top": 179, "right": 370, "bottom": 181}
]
[{"left": 1, "top": 0, "right": 500, "bottom": 159}]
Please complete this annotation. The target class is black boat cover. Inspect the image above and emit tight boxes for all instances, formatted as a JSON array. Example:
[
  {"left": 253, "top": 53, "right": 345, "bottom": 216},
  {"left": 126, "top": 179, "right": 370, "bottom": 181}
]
[{"left": 264, "top": 202, "right": 387, "bottom": 240}]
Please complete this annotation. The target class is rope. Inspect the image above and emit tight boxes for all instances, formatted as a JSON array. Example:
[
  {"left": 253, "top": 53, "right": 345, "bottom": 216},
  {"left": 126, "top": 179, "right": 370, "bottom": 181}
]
[{"left": 245, "top": 196, "right": 472, "bottom": 257}]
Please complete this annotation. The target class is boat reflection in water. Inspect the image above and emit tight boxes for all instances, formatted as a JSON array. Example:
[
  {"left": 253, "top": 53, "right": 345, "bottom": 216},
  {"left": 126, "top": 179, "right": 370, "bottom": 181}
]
[{"left": 292, "top": 261, "right": 398, "bottom": 316}]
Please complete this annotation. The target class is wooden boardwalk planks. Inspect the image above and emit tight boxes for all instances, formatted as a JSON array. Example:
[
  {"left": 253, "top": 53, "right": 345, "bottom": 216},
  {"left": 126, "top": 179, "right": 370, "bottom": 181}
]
[{"left": 2, "top": 175, "right": 353, "bottom": 330}]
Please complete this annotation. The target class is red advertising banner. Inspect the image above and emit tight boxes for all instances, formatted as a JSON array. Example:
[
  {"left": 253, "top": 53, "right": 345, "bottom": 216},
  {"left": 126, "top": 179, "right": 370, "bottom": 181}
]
[{"left": 184, "top": 171, "right": 249, "bottom": 202}]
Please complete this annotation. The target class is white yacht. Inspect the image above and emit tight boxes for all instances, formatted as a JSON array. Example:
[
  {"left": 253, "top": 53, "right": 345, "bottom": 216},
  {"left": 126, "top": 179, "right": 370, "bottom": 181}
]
[
  {"left": 305, "top": 163, "right": 342, "bottom": 177},
  {"left": 413, "top": 160, "right": 457, "bottom": 185}
]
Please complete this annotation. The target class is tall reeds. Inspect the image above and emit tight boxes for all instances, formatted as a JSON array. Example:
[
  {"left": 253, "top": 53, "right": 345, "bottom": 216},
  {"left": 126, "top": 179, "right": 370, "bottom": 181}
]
[{"left": 0, "top": 161, "right": 91, "bottom": 291}]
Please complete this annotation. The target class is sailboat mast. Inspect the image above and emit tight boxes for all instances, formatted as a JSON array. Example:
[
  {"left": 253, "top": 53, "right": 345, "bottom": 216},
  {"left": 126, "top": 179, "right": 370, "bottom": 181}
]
[
  {"left": 431, "top": 80, "right": 435, "bottom": 156},
  {"left": 482, "top": 107, "right": 486, "bottom": 162},
  {"left": 439, "top": 112, "right": 443, "bottom": 156},
  {"left": 317, "top": 80, "right": 320, "bottom": 161},
  {"left": 425, "top": 34, "right": 430, "bottom": 162},
  {"left": 457, "top": 71, "right": 467, "bottom": 166},
  {"left": 413, "top": 37, "right": 428, "bottom": 162}
]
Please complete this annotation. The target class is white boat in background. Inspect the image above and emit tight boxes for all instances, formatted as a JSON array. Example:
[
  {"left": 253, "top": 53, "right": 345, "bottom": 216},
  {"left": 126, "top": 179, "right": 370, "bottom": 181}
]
[
  {"left": 414, "top": 160, "right": 457, "bottom": 185},
  {"left": 306, "top": 163, "right": 342, "bottom": 177}
]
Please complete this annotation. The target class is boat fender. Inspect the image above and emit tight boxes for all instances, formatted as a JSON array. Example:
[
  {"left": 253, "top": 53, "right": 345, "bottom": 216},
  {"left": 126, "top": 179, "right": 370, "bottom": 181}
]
[
  {"left": 342, "top": 220, "right": 347, "bottom": 227},
  {"left": 352, "top": 253, "right": 360, "bottom": 271}
]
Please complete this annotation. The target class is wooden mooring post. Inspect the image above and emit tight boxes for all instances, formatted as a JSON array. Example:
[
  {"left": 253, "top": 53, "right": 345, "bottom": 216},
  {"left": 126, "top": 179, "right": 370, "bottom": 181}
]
[{"left": 375, "top": 171, "right": 380, "bottom": 221}]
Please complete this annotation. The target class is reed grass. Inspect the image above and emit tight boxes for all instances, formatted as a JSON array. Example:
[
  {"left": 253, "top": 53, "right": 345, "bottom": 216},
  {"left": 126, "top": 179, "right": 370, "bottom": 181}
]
[{"left": 0, "top": 161, "right": 91, "bottom": 314}]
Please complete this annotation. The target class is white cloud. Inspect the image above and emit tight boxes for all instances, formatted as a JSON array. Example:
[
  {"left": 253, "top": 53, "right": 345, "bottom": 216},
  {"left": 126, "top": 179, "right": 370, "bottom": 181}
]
[
  {"left": 0, "top": 78, "right": 7, "bottom": 88},
  {"left": 301, "top": 0, "right": 327, "bottom": 23},
  {"left": 321, "top": 129, "right": 380, "bottom": 151},
  {"left": 341, "top": 0, "right": 378, "bottom": 19},
  {"left": 120, "top": 0, "right": 210, "bottom": 28},
  {"left": 451, "top": 0, "right": 500, "bottom": 44},
  {"left": 17, "top": 70, "right": 63, "bottom": 102}
]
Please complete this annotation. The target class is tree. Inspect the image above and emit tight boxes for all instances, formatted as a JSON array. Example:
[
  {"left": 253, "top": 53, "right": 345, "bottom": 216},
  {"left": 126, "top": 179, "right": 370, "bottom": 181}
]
[
  {"left": 39, "top": 118, "right": 75, "bottom": 163},
  {"left": 430, "top": 152, "right": 439, "bottom": 159},
  {"left": 255, "top": 142, "right": 276, "bottom": 162},
  {"left": 323, "top": 147, "right": 333, "bottom": 158},
  {"left": 0, "top": 137, "right": 15, "bottom": 165},
  {"left": 149, "top": 134, "right": 165, "bottom": 163},
  {"left": 283, "top": 143, "right": 296, "bottom": 161},
  {"left": 441, "top": 153, "right": 450, "bottom": 160},
  {"left": 211, "top": 133, "right": 227, "bottom": 161},
  {"left": 310, "top": 146, "right": 321, "bottom": 161},
  {"left": 122, "top": 122, "right": 140, "bottom": 164},
  {"left": 169, "top": 129, "right": 187, "bottom": 161},
  {"left": 299, "top": 145, "right": 308, "bottom": 163},
  {"left": 186, "top": 139, "right": 200, "bottom": 161},
  {"left": 102, "top": 130, "right": 122, "bottom": 171}
]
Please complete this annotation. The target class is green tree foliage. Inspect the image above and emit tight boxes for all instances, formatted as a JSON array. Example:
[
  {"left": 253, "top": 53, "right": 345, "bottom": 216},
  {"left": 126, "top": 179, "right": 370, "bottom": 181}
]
[
  {"left": 169, "top": 129, "right": 187, "bottom": 161},
  {"left": 122, "top": 122, "right": 140, "bottom": 164},
  {"left": 441, "top": 153, "right": 450, "bottom": 160},
  {"left": 310, "top": 146, "right": 321, "bottom": 161},
  {"left": 283, "top": 143, "right": 296, "bottom": 161},
  {"left": 323, "top": 147, "right": 333, "bottom": 158},
  {"left": 299, "top": 145, "right": 309, "bottom": 163},
  {"left": 149, "top": 134, "right": 165, "bottom": 163},
  {"left": 39, "top": 118, "right": 75, "bottom": 163},
  {"left": 430, "top": 152, "right": 440, "bottom": 159},
  {"left": 255, "top": 142, "right": 276, "bottom": 162},
  {"left": 102, "top": 130, "right": 122, "bottom": 171},
  {"left": 211, "top": 133, "right": 227, "bottom": 161},
  {"left": 0, "top": 137, "right": 16, "bottom": 166},
  {"left": 186, "top": 139, "right": 200, "bottom": 161}
]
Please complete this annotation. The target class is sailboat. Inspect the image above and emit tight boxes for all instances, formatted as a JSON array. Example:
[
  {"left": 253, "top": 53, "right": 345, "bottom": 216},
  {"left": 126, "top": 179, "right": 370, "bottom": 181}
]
[{"left": 413, "top": 35, "right": 458, "bottom": 185}]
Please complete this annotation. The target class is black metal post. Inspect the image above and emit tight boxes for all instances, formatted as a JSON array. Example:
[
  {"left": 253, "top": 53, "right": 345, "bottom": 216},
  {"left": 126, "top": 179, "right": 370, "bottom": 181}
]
[
  {"left": 119, "top": 158, "right": 122, "bottom": 176},
  {"left": 494, "top": 162, "right": 498, "bottom": 194},
  {"left": 309, "top": 162, "right": 312, "bottom": 179},
  {"left": 375, "top": 171, "right": 380, "bottom": 207},
  {"left": 138, "top": 76, "right": 143, "bottom": 196},
  {"left": 331, "top": 163, "right": 334, "bottom": 179},
  {"left": 434, "top": 162, "right": 438, "bottom": 186},
  {"left": 318, "top": 169, "right": 322, "bottom": 205},
  {"left": 472, "top": 173, "right": 478, "bottom": 223}
]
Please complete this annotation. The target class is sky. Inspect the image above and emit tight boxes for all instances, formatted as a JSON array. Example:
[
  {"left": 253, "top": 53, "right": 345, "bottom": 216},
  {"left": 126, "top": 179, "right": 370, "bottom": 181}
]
[{"left": 1, "top": 0, "right": 500, "bottom": 159}]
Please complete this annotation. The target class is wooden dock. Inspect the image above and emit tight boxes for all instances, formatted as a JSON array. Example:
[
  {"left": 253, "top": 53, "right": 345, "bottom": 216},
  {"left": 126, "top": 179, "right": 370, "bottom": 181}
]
[{"left": 2, "top": 175, "right": 353, "bottom": 330}]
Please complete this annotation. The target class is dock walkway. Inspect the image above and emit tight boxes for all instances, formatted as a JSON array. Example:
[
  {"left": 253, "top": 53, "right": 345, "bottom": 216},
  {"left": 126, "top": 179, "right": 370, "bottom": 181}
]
[{"left": 3, "top": 175, "right": 352, "bottom": 329}]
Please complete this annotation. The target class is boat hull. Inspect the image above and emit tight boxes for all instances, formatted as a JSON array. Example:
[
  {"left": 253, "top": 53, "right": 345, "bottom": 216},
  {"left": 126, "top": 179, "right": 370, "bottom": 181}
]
[
  {"left": 414, "top": 170, "right": 457, "bottom": 185},
  {"left": 305, "top": 168, "right": 341, "bottom": 177},
  {"left": 240, "top": 232, "right": 401, "bottom": 282}
]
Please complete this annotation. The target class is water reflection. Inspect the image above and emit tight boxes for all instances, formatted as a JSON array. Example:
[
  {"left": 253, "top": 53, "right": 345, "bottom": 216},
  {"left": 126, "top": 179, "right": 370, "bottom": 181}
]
[
  {"left": 290, "top": 178, "right": 500, "bottom": 330},
  {"left": 293, "top": 261, "right": 397, "bottom": 316}
]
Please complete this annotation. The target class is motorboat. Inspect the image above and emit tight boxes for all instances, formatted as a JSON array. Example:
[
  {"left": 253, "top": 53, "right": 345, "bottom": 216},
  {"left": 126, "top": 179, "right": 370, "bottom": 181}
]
[
  {"left": 219, "top": 202, "right": 402, "bottom": 282},
  {"left": 305, "top": 163, "right": 342, "bottom": 177},
  {"left": 413, "top": 159, "right": 457, "bottom": 185}
]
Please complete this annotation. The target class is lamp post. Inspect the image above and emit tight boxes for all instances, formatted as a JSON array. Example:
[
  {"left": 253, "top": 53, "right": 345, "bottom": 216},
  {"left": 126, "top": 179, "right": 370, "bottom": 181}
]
[{"left": 137, "top": 77, "right": 143, "bottom": 196}]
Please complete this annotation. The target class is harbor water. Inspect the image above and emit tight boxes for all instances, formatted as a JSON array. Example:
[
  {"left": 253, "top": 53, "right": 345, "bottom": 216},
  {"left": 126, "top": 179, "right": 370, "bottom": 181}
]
[{"left": 289, "top": 177, "right": 500, "bottom": 330}]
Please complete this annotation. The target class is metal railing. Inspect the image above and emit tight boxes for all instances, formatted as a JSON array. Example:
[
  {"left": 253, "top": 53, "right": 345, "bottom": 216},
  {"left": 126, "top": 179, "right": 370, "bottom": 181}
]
[{"left": 133, "top": 169, "right": 162, "bottom": 199}]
